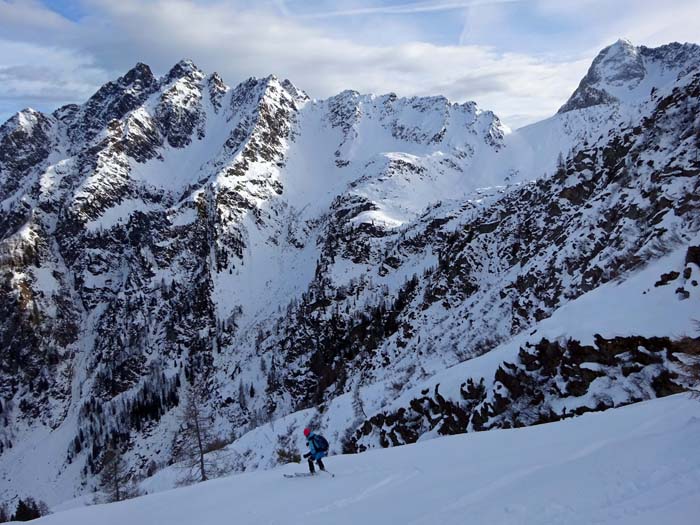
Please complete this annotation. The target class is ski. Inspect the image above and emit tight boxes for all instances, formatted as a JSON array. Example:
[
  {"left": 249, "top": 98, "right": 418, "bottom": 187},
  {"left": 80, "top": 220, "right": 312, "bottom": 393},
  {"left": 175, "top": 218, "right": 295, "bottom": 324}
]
[{"left": 283, "top": 470, "right": 334, "bottom": 478}]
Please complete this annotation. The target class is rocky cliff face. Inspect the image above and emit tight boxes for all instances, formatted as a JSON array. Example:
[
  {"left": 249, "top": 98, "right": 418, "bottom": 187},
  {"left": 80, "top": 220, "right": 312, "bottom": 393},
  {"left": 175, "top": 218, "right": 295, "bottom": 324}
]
[
  {"left": 0, "top": 40, "right": 698, "bottom": 504},
  {"left": 559, "top": 39, "right": 700, "bottom": 113},
  {"left": 349, "top": 334, "right": 694, "bottom": 452}
]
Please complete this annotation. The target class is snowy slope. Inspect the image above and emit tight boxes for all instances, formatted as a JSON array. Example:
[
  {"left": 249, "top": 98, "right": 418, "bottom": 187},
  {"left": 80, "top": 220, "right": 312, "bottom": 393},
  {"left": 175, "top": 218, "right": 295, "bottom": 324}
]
[
  {"left": 0, "top": 38, "right": 699, "bottom": 507},
  {"left": 35, "top": 394, "right": 700, "bottom": 525},
  {"left": 159, "top": 239, "right": 697, "bottom": 476}
]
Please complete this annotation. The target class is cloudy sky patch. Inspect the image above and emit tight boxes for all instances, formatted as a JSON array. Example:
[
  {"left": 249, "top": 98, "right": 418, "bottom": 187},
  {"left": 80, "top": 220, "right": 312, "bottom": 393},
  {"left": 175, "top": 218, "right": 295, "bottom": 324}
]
[{"left": 0, "top": 0, "right": 697, "bottom": 128}]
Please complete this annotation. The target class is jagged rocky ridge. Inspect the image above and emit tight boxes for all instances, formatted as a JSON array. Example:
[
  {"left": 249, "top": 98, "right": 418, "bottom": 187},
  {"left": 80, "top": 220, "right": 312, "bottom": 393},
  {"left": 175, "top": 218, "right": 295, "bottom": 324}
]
[{"left": 0, "top": 40, "right": 699, "bottom": 503}]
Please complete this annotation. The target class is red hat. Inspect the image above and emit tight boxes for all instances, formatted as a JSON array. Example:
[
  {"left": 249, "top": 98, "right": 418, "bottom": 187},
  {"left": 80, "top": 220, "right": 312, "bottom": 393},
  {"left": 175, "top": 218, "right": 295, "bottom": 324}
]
[{"left": 303, "top": 428, "right": 311, "bottom": 437}]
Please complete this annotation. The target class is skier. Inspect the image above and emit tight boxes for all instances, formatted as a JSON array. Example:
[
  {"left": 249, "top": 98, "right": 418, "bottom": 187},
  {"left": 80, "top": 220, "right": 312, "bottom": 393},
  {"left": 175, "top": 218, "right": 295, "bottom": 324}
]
[{"left": 303, "top": 427, "right": 329, "bottom": 475}]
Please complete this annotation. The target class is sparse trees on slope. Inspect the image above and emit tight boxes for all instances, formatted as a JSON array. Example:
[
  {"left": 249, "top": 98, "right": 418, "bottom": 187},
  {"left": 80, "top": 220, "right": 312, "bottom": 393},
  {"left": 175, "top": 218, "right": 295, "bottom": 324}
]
[
  {"left": 275, "top": 423, "right": 301, "bottom": 465},
  {"left": 100, "top": 447, "right": 130, "bottom": 503},
  {"left": 172, "top": 379, "right": 220, "bottom": 484}
]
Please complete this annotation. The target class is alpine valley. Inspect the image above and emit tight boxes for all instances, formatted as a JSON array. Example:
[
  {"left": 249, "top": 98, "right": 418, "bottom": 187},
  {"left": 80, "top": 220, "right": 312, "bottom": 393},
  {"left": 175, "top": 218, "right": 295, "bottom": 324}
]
[{"left": 1, "top": 38, "right": 699, "bottom": 507}]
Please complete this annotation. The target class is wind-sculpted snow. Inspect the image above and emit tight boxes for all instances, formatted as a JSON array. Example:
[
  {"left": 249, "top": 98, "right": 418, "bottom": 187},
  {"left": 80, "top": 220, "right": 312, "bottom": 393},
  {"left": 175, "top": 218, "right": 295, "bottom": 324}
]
[{"left": 0, "top": 40, "right": 699, "bottom": 507}]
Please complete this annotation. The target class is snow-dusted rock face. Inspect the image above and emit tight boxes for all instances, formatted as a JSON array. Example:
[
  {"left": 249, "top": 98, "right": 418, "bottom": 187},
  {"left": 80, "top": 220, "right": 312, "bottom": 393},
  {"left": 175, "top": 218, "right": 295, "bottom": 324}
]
[
  {"left": 0, "top": 40, "right": 698, "bottom": 505},
  {"left": 349, "top": 334, "right": 692, "bottom": 452},
  {"left": 559, "top": 39, "right": 700, "bottom": 113}
]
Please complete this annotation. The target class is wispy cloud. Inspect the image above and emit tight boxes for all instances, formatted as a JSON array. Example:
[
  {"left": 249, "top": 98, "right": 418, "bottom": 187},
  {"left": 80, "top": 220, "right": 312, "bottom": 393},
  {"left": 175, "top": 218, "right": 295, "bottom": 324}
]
[{"left": 291, "top": 0, "right": 522, "bottom": 18}]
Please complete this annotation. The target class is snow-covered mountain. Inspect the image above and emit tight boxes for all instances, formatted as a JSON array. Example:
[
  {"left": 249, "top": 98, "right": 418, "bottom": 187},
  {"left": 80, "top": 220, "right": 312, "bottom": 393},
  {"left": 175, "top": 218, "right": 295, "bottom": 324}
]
[
  {"left": 559, "top": 39, "right": 700, "bottom": 113},
  {"left": 0, "top": 40, "right": 699, "bottom": 507}
]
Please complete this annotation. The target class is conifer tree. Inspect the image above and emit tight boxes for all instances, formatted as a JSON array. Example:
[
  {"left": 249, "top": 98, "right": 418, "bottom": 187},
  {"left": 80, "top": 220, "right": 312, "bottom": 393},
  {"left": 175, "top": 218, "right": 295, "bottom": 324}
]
[
  {"left": 11, "top": 498, "right": 45, "bottom": 521},
  {"left": 172, "top": 379, "right": 220, "bottom": 484},
  {"left": 100, "top": 447, "right": 129, "bottom": 503}
]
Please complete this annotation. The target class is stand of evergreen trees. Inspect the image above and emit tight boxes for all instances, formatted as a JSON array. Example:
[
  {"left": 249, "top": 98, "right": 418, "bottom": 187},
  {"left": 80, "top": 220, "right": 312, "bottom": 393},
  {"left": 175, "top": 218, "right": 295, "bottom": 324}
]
[{"left": 0, "top": 497, "right": 49, "bottom": 522}]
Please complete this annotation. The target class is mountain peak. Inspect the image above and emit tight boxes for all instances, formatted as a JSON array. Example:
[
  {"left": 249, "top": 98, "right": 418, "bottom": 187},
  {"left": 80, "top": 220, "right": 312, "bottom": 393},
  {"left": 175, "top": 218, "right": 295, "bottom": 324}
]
[
  {"left": 557, "top": 39, "right": 700, "bottom": 114},
  {"left": 609, "top": 37, "right": 635, "bottom": 52},
  {"left": 208, "top": 71, "right": 225, "bottom": 84},
  {"left": 0, "top": 107, "right": 42, "bottom": 136},
  {"left": 259, "top": 74, "right": 303, "bottom": 94},
  {"left": 165, "top": 59, "right": 203, "bottom": 82},
  {"left": 123, "top": 62, "right": 156, "bottom": 85},
  {"left": 594, "top": 38, "right": 643, "bottom": 81},
  {"left": 14, "top": 106, "right": 41, "bottom": 122},
  {"left": 280, "top": 78, "right": 310, "bottom": 101},
  {"left": 250, "top": 74, "right": 309, "bottom": 103}
]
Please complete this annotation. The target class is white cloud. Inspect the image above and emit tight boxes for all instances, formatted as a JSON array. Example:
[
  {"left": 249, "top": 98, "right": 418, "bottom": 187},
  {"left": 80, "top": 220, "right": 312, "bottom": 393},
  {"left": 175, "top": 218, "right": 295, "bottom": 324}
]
[
  {"left": 0, "top": 0, "right": 697, "bottom": 127},
  {"left": 0, "top": 37, "right": 107, "bottom": 122}
]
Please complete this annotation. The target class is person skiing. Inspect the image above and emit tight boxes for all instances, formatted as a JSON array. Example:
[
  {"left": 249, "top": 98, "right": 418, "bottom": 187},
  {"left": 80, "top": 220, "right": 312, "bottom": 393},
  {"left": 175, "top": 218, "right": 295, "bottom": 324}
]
[{"left": 303, "top": 427, "right": 329, "bottom": 474}]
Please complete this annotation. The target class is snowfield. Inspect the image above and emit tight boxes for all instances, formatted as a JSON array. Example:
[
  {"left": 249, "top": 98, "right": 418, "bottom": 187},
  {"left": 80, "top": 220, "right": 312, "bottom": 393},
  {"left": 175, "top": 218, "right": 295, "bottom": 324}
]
[{"left": 35, "top": 394, "right": 700, "bottom": 525}]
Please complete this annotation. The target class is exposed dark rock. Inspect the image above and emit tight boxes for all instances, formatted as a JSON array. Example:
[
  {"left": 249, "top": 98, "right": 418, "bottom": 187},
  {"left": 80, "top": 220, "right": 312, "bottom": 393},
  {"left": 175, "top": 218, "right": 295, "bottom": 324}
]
[
  {"left": 349, "top": 335, "right": 694, "bottom": 452},
  {"left": 686, "top": 246, "right": 700, "bottom": 266},
  {"left": 655, "top": 271, "right": 680, "bottom": 286}
]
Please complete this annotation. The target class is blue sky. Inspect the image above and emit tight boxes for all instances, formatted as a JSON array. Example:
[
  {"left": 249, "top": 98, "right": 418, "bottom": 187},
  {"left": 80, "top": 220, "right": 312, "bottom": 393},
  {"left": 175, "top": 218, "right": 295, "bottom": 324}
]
[
  {"left": 1, "top": 0, "right": 698, "bottom": 128},
  {"left": 40, "top": 0, "right": 84, "bottom": 19}
]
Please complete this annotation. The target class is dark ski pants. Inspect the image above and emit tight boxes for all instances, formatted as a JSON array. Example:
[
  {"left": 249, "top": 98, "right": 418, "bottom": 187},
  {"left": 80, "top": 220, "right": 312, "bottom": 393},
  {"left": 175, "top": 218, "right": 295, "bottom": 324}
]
[{"left": 308, "top": 457, "right": 325, "bottom": 474}]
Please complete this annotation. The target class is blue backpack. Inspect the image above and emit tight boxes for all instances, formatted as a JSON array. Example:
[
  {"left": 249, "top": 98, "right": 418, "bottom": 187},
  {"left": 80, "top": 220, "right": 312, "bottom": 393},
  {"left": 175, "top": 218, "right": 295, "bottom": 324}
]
[{"left": 312, "top": 434, "right": 329, "bottom": 453}]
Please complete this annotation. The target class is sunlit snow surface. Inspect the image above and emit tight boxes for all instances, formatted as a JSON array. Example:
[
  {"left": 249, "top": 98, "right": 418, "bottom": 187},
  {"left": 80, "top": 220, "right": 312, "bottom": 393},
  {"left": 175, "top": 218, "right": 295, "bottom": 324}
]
[{"left": 41, "top": 394, "right": 700, "bottom": 525}]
